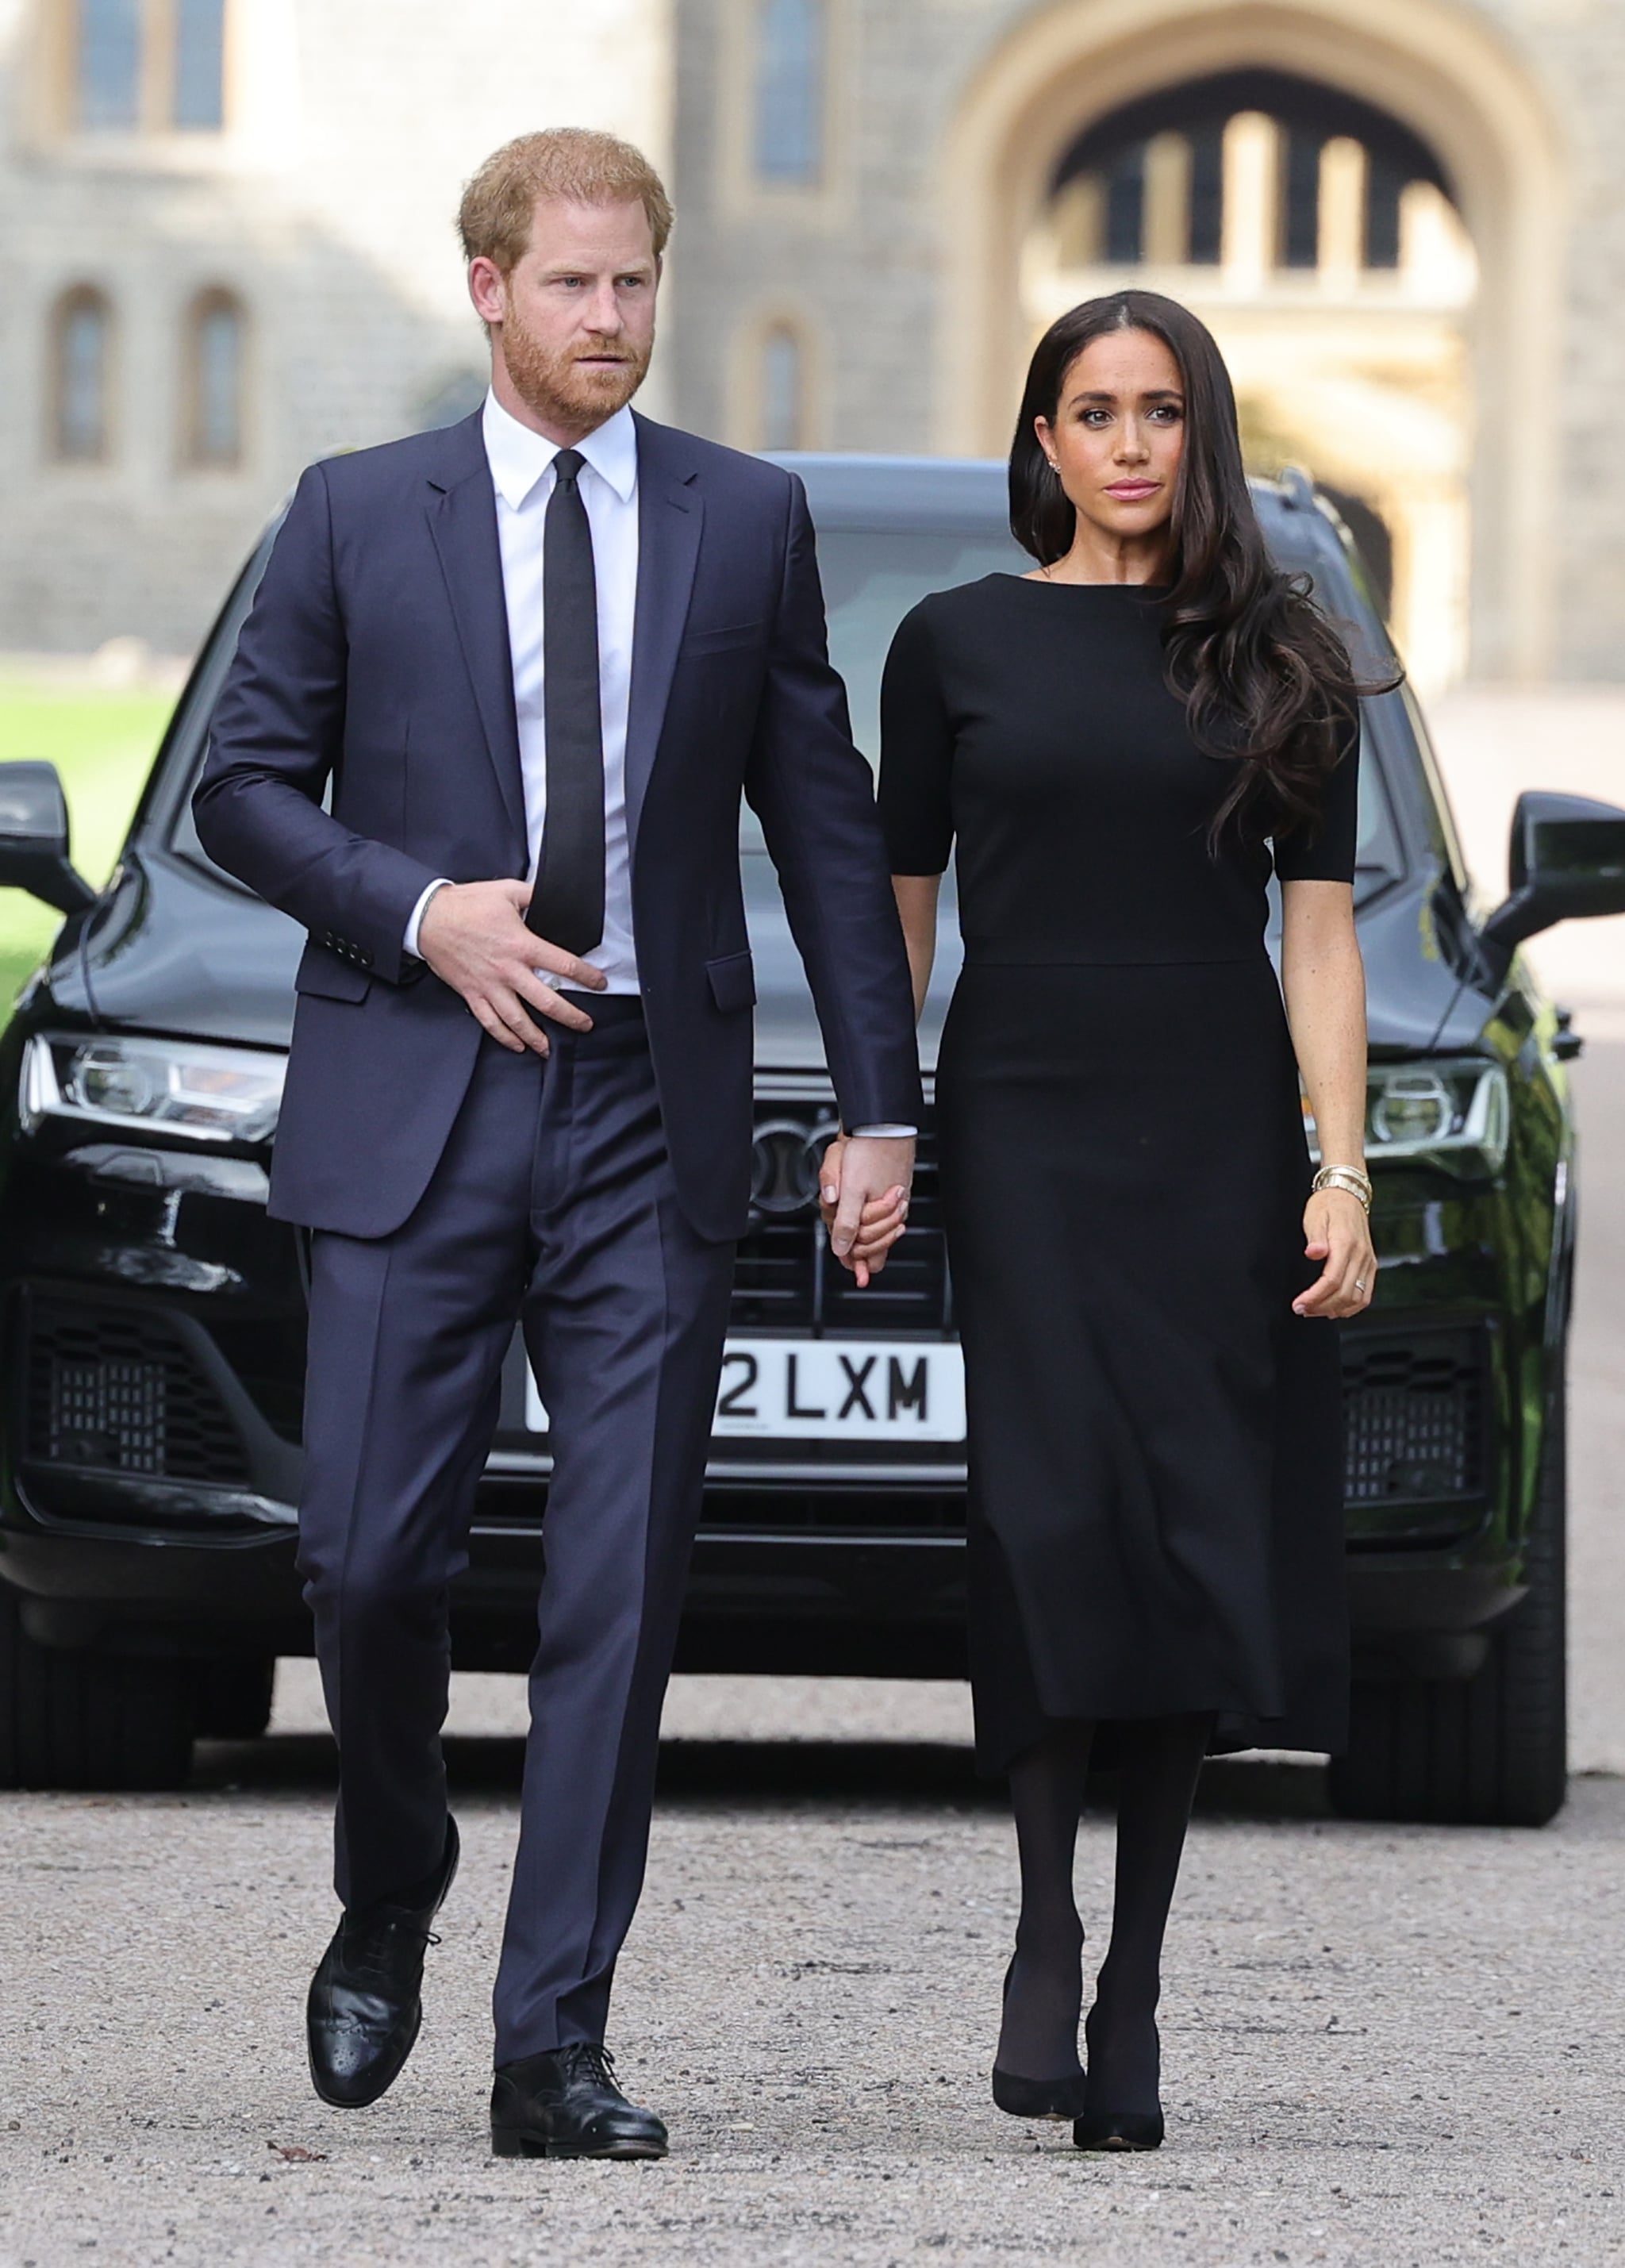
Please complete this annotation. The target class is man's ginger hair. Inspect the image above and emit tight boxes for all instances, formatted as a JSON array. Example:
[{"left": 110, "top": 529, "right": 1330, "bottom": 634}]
[{"left": 458, "top": 128, "right": 674, "bottom": 272}]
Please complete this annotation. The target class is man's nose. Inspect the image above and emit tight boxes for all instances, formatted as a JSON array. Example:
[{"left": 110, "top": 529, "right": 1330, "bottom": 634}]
[{"left": 582, "top": 282, "right": 624, "bottom": 333}]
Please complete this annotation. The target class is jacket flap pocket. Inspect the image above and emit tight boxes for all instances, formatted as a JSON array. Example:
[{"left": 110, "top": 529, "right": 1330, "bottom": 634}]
[
  {"left": 705, "top": 949, "right": 756, "bottom": 1014},
  {"left": 294, "top": 944, "right": 373, "bottom": 1003},
  {"left": 682, "top": 621, "right": 769, "bottom": 656}
]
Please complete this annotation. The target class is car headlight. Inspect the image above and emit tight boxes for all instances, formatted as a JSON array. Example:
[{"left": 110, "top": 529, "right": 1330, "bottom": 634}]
[
  {"left": 21, "top": 1032, "right": 285, "bottom": 1144},
  {"left": 1304, "top": 1058, "right": 1509, "bottom": 1178}
]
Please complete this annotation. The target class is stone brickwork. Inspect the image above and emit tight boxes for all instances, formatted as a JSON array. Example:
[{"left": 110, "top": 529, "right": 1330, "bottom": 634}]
[
  {"left": 667, "top": 0, "right": 1625, "bottom": 683},
  {"left": 5, "top": 0, "right": 1625, "bottom": 678},
  {"left": 0, "top": 0, "right": 670, "bottom": 655}
]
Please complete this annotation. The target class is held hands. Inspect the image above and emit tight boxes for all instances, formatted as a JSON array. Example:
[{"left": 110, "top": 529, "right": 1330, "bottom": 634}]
[
  {"left": 417, "top": 879, "right": 607, "bottom": 1054},
  {"left": 818, "top": 1133, "right": 916, "bottom": 1289},
  {"left": 1294, "top": 1186, "right": 1376, "bottom": 1320}
]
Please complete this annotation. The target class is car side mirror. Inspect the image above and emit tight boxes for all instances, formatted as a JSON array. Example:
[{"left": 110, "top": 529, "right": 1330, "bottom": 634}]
[
  {"left": 1480, "top": 790, "right": 1625, "bottom": 982},
  {"left": 0, "top": 761, "right": 97, "bottom": 916}
]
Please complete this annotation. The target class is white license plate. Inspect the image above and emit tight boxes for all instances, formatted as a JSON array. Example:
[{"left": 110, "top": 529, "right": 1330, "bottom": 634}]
[{"left": 526, "top": 1337, "right": 965, "bottom": 1443}]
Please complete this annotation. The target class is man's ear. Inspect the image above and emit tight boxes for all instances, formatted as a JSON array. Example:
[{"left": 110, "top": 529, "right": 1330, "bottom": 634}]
[{"left": 467, "top": 256, "right": 507, "bottom": 329}]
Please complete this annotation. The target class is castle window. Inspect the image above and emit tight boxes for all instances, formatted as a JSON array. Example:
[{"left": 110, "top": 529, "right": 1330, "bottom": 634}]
[
  {"left": 760, "top": 325, "right": 805, "bottom": 450},
  {"left": 74, "top": 0, "right": 141, "bottom": 129},
  {"left": 183, "top": 288, "right": 245, "bottom": 467},
  {"left": 173, "top": 0, "right": 226, "bottom": 129},
  {"left": 755, "top": 0, "right": 824, "bottom": 186},
  {"left": 67, "top": 0, "right": 228, "bottom": 134},
  {"left": 51, "top": 286, "right": 113, "bottom": 462}
]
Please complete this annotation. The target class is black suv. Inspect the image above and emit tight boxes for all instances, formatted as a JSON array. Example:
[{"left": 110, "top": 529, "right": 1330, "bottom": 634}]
[{"left": 4, "top": 458, "right": 1624, "bottom": 1826}]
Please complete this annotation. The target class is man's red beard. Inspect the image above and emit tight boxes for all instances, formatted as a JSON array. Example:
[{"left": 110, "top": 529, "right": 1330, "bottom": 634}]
[{"left": 499, "top": 302, "right": 651, "bottom": 431}]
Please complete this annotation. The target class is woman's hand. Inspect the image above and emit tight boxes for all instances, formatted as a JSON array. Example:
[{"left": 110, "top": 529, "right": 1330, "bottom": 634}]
[
  {"left": 1294, "top": 1186, "right": 1375, "bottom": 1319},
  {"left": 818, "top": 1133, "right": 912, "bottom": 1289}
]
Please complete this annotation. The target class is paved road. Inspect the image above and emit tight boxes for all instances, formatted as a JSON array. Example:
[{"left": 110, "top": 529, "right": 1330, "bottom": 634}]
[{"left": 3, "top": 1669, "right": 1624, "bottom": 2266}]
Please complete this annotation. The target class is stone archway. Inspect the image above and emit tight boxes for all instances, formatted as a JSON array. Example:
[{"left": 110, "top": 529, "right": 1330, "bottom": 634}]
[{"left": 937, "top": 0, "right": 1566, "bottom": 679}]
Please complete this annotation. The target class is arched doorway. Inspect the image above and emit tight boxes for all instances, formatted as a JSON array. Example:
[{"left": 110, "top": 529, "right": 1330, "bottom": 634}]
[
  {"left": 938, "top": 0, "right": 1565, "bottom": 682},
  {"left": 1026, "top": 68, "right": 1474, "bottom": 686}
]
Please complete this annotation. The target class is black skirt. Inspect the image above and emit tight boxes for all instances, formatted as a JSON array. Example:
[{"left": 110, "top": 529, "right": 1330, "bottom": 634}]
[{"left": 937, "top": 958, "right": 1350, "bottom": 1773}]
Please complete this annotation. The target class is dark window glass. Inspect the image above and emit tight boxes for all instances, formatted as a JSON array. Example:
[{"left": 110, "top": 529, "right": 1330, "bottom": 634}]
[
  {"left": 1281, "top": 127, "right": 1322, "bottom": 267},
  {"left": 1104, "top": 146, "right": 1145, "bottom": 263},
  {"left": 1187, "top": 124, "right": 1224, "bottom": 264},
  {"left": 1365, "top": 151, "right": 1405, "bottom": 268},
  {"left": 187, "top": 293, "right": 244, "bottom": 465},
  {"left": 755, "top": 0, "right": 824, "bottom": 185},
  {"left": 75, "top": 0, "right": 141, "bottom": 129},
  {"left": 52, "top": 290, "right": 112, "bottom": 460},
  {"left": 174, "top": 0, "right": 226, "bottom": 129}
]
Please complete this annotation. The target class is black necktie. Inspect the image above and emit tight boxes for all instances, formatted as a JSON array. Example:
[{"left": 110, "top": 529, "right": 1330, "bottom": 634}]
[{"left": 526, "top": 447, "right": 605, "bottom": 956}]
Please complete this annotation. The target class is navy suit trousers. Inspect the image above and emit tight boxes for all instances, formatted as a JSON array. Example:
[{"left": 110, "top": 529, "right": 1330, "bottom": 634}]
[{"left": 296, "top": 1000, "right": 736, "bottom": 2061}]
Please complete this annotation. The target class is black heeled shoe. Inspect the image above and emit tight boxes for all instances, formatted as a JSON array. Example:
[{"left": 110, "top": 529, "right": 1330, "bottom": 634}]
[
  {"left": 991, "top": 1954, "right": 1089, "bottom": 2120},
  {"left": 1072, "top": 2107, "right": 1164, "bottom": 2151},
  {"left": 1074, "top": 2001, "right": 1163, "bottom": 2150},
  {"left": 993, "top": 2066, "right": 1091, "bottom": 2119}
]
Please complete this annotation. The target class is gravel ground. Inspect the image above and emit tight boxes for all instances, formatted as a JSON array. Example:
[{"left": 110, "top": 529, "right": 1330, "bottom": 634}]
[{"left": 2, "top": 1668, "right": 1623, "bottom": 2267}]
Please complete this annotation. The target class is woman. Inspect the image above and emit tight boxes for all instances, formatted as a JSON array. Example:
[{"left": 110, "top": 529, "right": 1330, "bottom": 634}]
[{"left": 825, "top": 290, "right": 1376, "bottom": 2152}]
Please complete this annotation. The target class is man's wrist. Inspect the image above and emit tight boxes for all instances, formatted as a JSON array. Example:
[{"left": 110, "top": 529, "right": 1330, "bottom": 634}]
[
  {"left": 848, "top": 1124, "right": 917, "bottom": 1139},
  {"left": 404, "top": 877, "right": 454, "bottom": 959}
]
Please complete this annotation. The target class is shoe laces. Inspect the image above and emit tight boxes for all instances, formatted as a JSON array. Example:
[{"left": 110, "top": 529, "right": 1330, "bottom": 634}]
[
  {"left": 558, "top": 2041, "right": 617, "bottom": 2089},
  {"left": 340, "top": 1911, "right": 440, "bottom": 1983}
]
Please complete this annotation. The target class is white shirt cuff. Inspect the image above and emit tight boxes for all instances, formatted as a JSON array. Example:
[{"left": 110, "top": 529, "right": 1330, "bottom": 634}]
[
  {"left": 404, "top": 878, "right": 453, "bottom": 959},
  {"left": 848, "top": 1124, "right": 918, "bottom": 1139}
]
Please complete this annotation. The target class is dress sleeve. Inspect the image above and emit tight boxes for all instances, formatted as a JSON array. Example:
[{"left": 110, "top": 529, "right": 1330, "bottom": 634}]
[
  {"left": 1272, "top": 699, "right": 1361, "bottom": 884},
  {"left": 878, "top": 600, "right": 955, "bottom": 875}
]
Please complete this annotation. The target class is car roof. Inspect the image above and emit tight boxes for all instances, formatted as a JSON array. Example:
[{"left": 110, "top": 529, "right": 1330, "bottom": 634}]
[{"left": 767, "top": 452, "right": 1343, "bottom": 552}]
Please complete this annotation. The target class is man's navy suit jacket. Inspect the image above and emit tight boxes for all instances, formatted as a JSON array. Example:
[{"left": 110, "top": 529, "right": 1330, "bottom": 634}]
[{"left": 193, "top": 408, "right": 923, "bottom": 1244}]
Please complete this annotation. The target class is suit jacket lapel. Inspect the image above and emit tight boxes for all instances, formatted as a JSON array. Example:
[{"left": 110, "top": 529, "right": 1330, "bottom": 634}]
[
  {"left": 424, "top": 415, "right": 527, "bottom": 855},
  {"left": 626, "top": 415, "right": 703, "bottom": 855}
]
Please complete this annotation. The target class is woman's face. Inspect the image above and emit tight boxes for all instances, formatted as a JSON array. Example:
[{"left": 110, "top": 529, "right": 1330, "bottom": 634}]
[{"left": 1035, "top": 327, "right": 1185, "bottom": 551}]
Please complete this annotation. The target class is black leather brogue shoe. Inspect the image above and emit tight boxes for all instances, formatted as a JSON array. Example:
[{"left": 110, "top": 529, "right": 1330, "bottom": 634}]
[
  {"left": 490, "top": 2043, "right": 669, "bottom": 2160},
  {"left": 306, "top": 1817, "right": 460, "bottom": 2109}
]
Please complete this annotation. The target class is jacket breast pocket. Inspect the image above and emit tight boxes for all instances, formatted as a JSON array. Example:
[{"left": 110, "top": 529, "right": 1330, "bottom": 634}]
[
  {"left": 705, "top": 950, "right": 757, "bottom": 1014},
  {"left": 294, "top": 944, "right": 373, "bottom": 1004},
  {"left": 682, "top": 621, "right": 770, "bottom": 658}
]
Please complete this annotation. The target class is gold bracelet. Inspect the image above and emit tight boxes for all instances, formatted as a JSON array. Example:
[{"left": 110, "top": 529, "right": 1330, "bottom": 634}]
[{"left": 1312, "top": 1164, "right": 1372, "bottom": 1212}]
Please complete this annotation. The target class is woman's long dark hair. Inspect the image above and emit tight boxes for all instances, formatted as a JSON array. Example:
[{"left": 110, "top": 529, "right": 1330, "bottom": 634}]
[{"left": 1010, "top": 289, "right": 1380, "bottom": 843}]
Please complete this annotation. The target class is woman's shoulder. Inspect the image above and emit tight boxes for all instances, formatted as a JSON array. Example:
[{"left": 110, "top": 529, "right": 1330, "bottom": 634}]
[{"left": 892, "top": 575, "right": 1024, "bottom": 648}]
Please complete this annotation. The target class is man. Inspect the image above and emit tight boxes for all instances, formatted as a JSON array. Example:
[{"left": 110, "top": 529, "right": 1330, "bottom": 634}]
[{"left": 194, "top": 128, "right": 920, "bottom": 2160}]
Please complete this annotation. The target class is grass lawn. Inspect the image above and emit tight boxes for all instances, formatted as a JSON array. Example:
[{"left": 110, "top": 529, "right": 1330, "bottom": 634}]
[{"left": 0, "top": 682, "right": 174, "bottom": 1011}]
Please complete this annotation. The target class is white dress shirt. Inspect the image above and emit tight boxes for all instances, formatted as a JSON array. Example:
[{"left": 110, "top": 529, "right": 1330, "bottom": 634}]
[
  {"left": 405, "top": 391, "right": 914, "bottom": 1137},
  {"left": 404, "top": 390, "right": 641, "bottom": 993}
]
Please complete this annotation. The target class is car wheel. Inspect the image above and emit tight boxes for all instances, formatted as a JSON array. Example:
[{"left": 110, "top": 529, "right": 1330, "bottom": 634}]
[
  {"left": 193, "top": 1654, "right": 277, "bottom": 1741},
  {"left": 0, "top": 1587, "right": 196, "bottom": 1793},
  {"left": 1329, "top": 1367, "right": 1567, "bottom": 1829}
]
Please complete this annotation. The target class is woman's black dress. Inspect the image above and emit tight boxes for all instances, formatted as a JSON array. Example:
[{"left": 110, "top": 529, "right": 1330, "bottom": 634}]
[{"left": 878, "top": 576, "right": 1358, "bottom": 1770}]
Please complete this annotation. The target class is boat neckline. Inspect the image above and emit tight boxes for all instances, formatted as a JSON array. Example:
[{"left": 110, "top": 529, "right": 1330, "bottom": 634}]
[{"left": 993, "top": 572, "right": 1171, "bottom": 593}]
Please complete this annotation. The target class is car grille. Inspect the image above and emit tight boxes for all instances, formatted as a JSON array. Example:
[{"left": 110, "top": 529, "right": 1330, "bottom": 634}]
[
  {"left": 732, "top": 1104, "right": 950, "bottom": 1336},
  {"left": 21, "top": 1296, "right": 250, "bottom": 1486},
  {"left": 1341, "top": 1327, "right": 1489, "bottom": 1505}
]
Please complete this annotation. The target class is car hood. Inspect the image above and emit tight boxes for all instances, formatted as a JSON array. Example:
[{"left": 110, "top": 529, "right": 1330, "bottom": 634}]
[{"left": 54, "top": 846, "right": 1498, "bottom": 1071}]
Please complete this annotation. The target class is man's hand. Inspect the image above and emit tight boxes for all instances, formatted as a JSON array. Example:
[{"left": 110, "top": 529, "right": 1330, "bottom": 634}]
[
  {"left": 817, "top": 1133, "right": 916, "bottom": 1288},
  {"left": 417, "top": 879, "right": 607, "bottom": 1054}
]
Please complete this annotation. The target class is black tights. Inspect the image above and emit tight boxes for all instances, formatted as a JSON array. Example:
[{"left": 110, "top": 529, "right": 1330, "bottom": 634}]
[{"left": 995, "top": 1712, "right": 1212, "bottom": 2113}]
